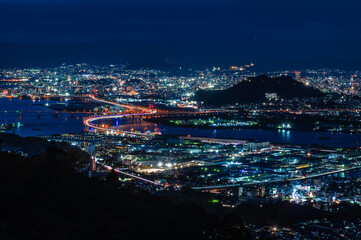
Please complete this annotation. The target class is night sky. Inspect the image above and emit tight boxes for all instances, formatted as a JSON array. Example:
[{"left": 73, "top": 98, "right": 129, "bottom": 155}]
[{"left": 1, "top": 0, "right": 361, "bottom": 66}]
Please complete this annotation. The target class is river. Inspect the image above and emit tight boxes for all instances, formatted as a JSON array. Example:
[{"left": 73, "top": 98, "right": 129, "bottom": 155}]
[
  {"left": 0, "top": 98, "right": 86, "bottom": 136},
  {"left": 1, "top": 98, "right": 361, "bottom": 147}
]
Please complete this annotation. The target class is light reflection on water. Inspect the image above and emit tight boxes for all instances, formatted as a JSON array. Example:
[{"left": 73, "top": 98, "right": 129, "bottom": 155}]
[
  {"left": 2, "top": 98, "right": 361, "bottom": 147},
  {"left": 0, "top": 98, "right": 86, "bottom": 137}
]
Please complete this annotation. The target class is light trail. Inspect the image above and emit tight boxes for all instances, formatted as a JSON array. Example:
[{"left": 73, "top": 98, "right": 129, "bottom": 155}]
[
  {"left": 102, "top": 164, "right": 162, "bottom": 186},
  {"left": 89, "top": 95, "right": 155, "bottom": 113},
  {"left": 84, "top": 95, "right": 222, "bottom": 137},
  {"left": 84, "top": 95, "right": 158, "bottom": 137}
]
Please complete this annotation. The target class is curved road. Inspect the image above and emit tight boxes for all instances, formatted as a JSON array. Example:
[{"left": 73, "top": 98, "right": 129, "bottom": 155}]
[
  {"left": 84, "top": 95, "right": 222, "bottom": 137},
  {"left": 84, "top": 95, "right": 158, "bottom": 137}
]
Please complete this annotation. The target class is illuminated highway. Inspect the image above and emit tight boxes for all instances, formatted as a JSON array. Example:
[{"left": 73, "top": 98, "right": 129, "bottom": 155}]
[
  {"left": 88, "top": 95, "right": 155, "bottom": 113},
  {"left": 84, "top": 95, "right": 223, "bottom": 137},
  {"left": 102, "top": 164, "right": 162, "bottom": 186},
  {"left": 84, "top": 95, "right": 158, "bottom": 137}
]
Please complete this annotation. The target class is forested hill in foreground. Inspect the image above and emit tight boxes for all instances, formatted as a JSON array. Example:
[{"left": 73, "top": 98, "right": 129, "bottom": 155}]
[
  {"left": 195, "top": 74, "right": 324, "bottom": 105},
  {"left": 0, "top": 136, "right": 249, "bottom": 240}
]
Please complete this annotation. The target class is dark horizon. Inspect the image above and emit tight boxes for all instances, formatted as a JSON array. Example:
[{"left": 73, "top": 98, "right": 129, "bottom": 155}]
[
  {"left": 2, "top": 39, "right": 361, "bottom": 70},
  {"left": 1, "top": 0, "right": 361, "bottom": 68}
]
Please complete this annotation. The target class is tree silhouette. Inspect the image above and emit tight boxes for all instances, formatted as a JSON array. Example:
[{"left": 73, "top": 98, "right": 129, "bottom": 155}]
[{"left": 105, "top": 168, "right": 119, "bottom": 186}]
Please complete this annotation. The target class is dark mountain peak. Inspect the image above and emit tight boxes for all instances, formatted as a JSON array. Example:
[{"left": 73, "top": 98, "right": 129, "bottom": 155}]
[{"left": 195, "top": 74, "right": 324, "bottom": 105}]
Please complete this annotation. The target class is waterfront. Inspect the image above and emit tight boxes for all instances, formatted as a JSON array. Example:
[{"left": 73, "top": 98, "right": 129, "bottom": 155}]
[
  {"left": 2, "top": 98, "right": 361, "bottom": 147},
  {"left": 160, "top": 126, "right": 361, "bottom": 148},
  {"left": 0, "top": 98, "right": 86, "bottom": 136}
]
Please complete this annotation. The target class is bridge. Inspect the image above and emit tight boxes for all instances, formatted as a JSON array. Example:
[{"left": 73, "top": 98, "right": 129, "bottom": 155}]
[
  {"left": 88, "top": 95, "right": 155, "bottom": 113},
  {"left": 0, "top": 110, "right": 95, "bottom": 114},
  {"left": 84, "top": 95, "right": 225, "bottom": 138},
  {"left": 83, "top": 95, "right": 158, "bottom": 137}
]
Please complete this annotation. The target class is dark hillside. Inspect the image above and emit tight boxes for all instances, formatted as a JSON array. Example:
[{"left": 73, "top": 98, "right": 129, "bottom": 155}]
[
  {"left": 195, "top": 74, "right": 324, "bottom": 105},
  {"left": 0, "top": 143, "right": 249, "bottom": 240}
]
